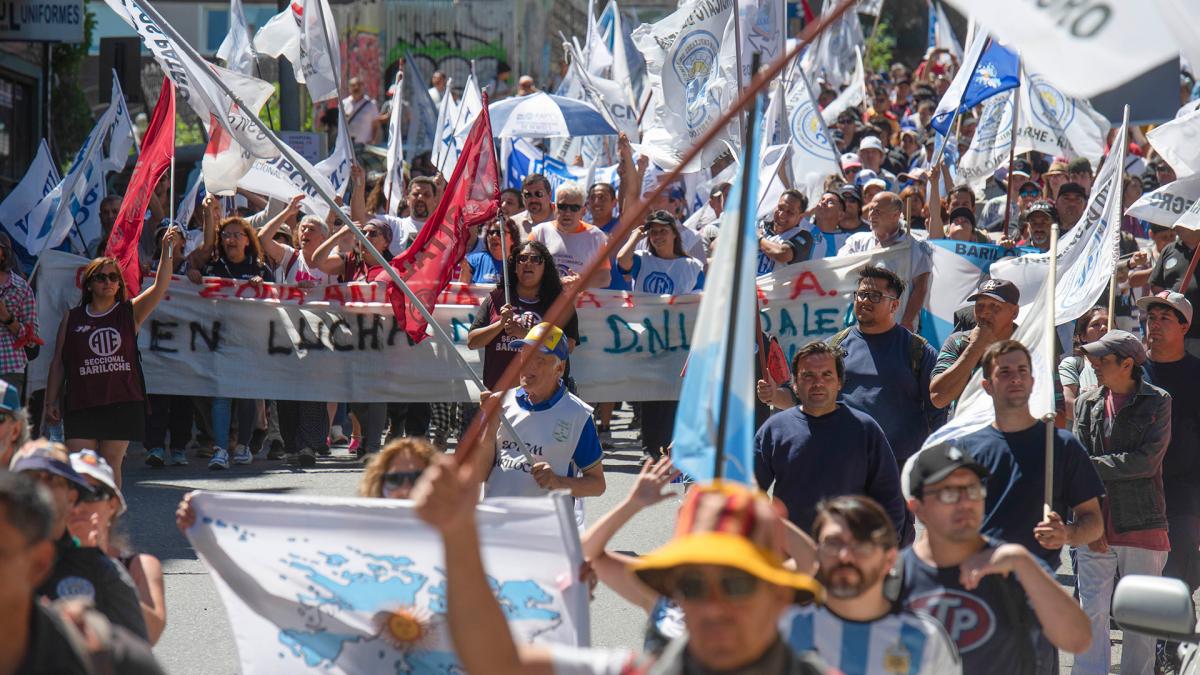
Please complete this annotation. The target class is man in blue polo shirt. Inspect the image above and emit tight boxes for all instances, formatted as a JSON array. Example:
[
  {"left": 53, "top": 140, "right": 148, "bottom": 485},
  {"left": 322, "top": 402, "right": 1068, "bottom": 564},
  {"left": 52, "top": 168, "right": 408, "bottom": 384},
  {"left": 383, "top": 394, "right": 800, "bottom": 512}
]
[{"left": 474, "top": 323, "right": 606, "bottom": 501}]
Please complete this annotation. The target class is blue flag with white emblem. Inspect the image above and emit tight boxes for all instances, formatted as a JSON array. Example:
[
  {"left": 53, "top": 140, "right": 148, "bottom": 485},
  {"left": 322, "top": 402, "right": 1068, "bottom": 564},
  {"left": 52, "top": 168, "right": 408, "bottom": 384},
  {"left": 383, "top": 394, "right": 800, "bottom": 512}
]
[
  {"left": 930, "top": 39, "right": 1019, "bottom": 136},
  {"left": 670, "top": 96, "right": 762, "bottom": 484}
]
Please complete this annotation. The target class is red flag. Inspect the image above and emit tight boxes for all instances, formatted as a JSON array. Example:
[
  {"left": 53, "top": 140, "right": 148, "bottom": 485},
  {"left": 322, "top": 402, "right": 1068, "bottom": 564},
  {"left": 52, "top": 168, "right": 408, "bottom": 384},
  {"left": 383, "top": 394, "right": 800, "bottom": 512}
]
[
  {"left": 383, "top": 97, "right": 499, "bottom": 343},
  {"left": 106, "top": 78, "right": 175, "bottom": 292}
]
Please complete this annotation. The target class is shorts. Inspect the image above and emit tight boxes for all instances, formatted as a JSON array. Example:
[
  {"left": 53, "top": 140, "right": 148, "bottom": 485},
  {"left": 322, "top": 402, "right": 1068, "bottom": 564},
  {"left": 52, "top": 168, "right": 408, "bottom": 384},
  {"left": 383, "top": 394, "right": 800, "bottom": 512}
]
[{"left": 64, "top": 400, "right": 146, "bottom": 442}]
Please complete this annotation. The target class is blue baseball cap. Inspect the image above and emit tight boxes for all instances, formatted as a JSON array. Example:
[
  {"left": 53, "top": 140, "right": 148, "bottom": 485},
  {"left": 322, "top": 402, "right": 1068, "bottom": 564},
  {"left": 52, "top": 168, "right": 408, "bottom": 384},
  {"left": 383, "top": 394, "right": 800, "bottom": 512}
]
[
  {"left": 12, "top": 449, "right": 93, "bottom": 492},
  {"left": 0, "top": 380, "right": 19, "bottom": 413}
]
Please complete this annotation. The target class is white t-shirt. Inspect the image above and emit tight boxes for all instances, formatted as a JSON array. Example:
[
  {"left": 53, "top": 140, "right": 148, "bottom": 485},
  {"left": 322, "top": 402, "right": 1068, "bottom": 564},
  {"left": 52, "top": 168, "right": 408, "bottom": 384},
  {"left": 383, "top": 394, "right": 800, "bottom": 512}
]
[
  {"left": 484, "top": 386, "right": 603, "bottom": 499},
  {"left": 780, "top": 604, "right": 962, "bottom": 675},
  {"left": 273, "top": 244, "right": 334, "bottom": 286},
  {"left": 530, "top": 222, "right": 609, "bottom": 279},
  {"left": 838, "top": 230, "right": 933, "bottom": 278},
  {"left": 389, "top": 215, "right": 422, "bottom": 252},
  {"left": 342, "top": 95, "right": 379, "bottom": 145},
  {"left": 635, "top": 226, "right": 706, "bottom": 262},
  {"left": 628, "top": 252, "right": 704, "bottom": 295}
]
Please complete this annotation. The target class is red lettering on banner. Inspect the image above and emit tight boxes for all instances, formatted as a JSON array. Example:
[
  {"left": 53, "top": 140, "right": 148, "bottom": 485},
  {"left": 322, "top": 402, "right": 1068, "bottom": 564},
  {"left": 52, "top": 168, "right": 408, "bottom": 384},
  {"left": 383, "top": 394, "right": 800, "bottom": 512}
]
[
  {"left": 451, "top": 285, "right": 477, "bottom": 306},
  {"left": 576, "top": 291, "right": 602, "bottom": 308},
  {"left": 279, "top": 286, "right": 304, "bottom": 303},
  {"left": 756, "top": 286, "right": 769, "bottom": 305},
  {"left": 349, "top": 284, "right": 370, "bottom": 304},
  {"left": 788, "top": 271, "right": 837, "bottom": 300},
  {"left": 622, "top": 292, "right": 634, "bottom": 308},
  {"left": 199, "top": 278, "right": 233, "bottom": 298},
  {"left": 323, "top": 286, "right": 346, "bottom": 303},
  {"left": 234, "top": 282, "right": 261, "bottom": 299}
]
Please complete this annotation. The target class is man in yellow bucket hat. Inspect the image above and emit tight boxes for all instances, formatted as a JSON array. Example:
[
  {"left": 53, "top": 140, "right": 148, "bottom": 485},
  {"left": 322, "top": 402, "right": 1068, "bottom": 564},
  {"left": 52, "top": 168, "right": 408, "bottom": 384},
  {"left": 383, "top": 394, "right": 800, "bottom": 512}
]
[{"left": 415, "top": 453, "right": 832, "bottom": 674}]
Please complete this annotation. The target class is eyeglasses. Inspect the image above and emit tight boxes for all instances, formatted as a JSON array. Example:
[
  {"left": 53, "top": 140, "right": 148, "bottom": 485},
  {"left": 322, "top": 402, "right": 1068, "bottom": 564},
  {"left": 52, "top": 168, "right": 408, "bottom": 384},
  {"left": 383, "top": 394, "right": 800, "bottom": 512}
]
[
  {"left": 672, "top": 568, "right": 760, "bottom": 601},
  {"left": 556, "top": 203, "right": 583, "bottom": 213},
  {"left": 522, "top": 190, "right": 546, "bottom": 199},
  {"left": 817, "top": 538, "right": 880, "bottom": 558},
  {"left": 923, "top": 484, "right": 987, "bottom": 504},
  {"left": 77, "top": 486, "right": 117, "bottom": 503},
  {"left": 383, "top": 471, "right": 424, "bottom": 490},
  {"left": 517, "top": 253, "right": 544, "bottom": 265},
  {"left": 89, "top": 272, "right": 122, "bottom": 284},
  {"left": 221, "top": 230, "right": 248, "bottom": 240},
  {"left": 854, "top": 290, "right": 897, "bottom": 304}
]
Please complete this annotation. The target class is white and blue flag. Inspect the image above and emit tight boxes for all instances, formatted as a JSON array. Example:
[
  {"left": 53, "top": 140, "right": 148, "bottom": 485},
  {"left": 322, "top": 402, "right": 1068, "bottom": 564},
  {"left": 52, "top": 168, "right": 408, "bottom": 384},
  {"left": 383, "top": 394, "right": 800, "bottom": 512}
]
[
  {"left": 671, "top": 97, "right": 763, "bottom": 485},
  {"left": 402, "top": 54, "right": 439, "bottom": 158},
  {"left": 930, "top": 37, "right": 1018, "bottom": 136},
  {"left": 0, "top": 139, "right": 61, "bottom": 269}
]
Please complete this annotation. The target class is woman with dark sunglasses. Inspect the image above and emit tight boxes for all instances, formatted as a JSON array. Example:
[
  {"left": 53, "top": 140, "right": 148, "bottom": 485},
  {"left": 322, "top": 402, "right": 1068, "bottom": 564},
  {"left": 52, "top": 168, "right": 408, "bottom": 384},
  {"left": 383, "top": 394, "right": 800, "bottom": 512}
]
[
  {"left": 358, "top": 437, "right": 436, "bottom": 499},
  {"left": 44, "top": 229, "right": 181, "bottom": 488},
  {"left": 459, "top": 217, "right": 521, "bottom": 285},
  {"left": 467, "top": 240, "right": 579, "bottom": 391}
]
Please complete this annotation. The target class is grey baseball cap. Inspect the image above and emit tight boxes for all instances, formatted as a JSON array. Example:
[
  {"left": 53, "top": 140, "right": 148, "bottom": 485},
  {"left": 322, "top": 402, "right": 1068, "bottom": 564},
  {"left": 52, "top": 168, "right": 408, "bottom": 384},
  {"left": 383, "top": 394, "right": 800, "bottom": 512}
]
[
  {"left": 1136, "top": 290, "right": 1194, "bottom": 325},
  {"left": 1081, "top": 329, "right": 1147, "bottom": 365}
]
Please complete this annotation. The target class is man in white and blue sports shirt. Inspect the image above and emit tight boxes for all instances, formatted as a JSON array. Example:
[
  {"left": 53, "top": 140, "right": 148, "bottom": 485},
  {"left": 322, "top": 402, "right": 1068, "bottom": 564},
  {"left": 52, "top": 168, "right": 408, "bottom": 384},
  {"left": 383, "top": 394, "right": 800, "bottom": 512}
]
[
  {"left": 780, "top": 494, "right": 961, "bottom": 675},
  {"left": 473, "top": 322, "right": 606, "bottom": 500}
]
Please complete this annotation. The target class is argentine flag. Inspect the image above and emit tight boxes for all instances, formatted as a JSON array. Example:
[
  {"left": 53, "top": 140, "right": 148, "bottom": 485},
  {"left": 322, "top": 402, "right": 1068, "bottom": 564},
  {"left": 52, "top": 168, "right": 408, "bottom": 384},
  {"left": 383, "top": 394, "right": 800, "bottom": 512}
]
[
  {"left": 670, "top": 97, "right": 763, "bottom": 485},
  {"left": 930, "top": 36, "right": 1019, "bottom": 136}
]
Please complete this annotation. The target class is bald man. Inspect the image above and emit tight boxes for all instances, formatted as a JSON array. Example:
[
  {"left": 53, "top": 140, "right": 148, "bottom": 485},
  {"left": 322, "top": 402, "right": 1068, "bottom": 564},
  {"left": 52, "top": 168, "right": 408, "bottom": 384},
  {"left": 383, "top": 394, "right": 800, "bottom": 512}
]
[{"left": 838, "top": 192, "right": 932, "bottom": 333}]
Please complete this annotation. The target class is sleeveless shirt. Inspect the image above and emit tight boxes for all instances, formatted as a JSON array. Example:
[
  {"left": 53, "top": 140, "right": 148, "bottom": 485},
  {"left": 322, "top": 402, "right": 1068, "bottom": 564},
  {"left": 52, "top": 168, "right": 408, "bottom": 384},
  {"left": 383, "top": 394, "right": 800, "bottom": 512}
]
[{"left": 62, "top": 301, "right": 144, "bottom": 411}]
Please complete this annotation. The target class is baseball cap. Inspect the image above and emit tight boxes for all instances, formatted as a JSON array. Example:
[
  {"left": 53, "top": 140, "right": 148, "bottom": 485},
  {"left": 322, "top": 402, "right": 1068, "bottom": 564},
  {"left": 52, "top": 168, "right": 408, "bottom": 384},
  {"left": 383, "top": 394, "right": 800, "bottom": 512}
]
[
  {"left": 1056, "top": 182, "right": 1088, "bottom": 199},
  {"left": 513, "top": 322, "right": 570, "bottom": 361},
  {"left": 855, "top": 169, "right": 879, "bottom": 188},
  {"left": 1067, "top": 157, "right": 1093, "bottom": 175},
  {"left": 0, "top": 380, "right": 19, "bottom": 414},
  {"left": 948, "top": 207, "right": 976, "bottom": 227},
  {"left": 1081, "top": 329, "right": 1147, "bottom": 364},
  {"left": 864, "top": 177, "right": 888, "bottom": 191},
  {"left": 839, "top": 183, "right": 863, "bottom": 203},
  {"left": 901, "top": 442, "right": 990, "bottom": 500},
  {"left": 858, "top": 136, "right": 884, "bottom": 153},
  {"left": 1137, "top": 290, "right": 1194, "bottom": 325},
  {"left": 1026, "top": 199, "right": 1059, "bottom": 222},
  {"left": 631, "top": 482, "right": 823, "bottom": 603},
  {"left": 12, "top": 443, "right": 93, "bottom": 492},
  {"left": 841, "top": 153, "right": 862, "bottom": 170},
  {"left": 1011, "top": 159, "right": 1033, "bottom": 177},
  {"left": 968, "top": 278, "right": 1020, "bottom": 305},
  {"left": 70, "top": 450, "right": 127, "bottom": 514}
]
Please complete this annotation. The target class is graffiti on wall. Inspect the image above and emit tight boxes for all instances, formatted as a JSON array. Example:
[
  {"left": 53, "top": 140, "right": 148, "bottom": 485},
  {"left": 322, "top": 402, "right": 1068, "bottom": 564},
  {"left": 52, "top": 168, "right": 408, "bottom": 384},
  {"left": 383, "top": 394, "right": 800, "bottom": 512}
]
[{"left": 384, "top": 2, "right": 513, "bottom": 94}]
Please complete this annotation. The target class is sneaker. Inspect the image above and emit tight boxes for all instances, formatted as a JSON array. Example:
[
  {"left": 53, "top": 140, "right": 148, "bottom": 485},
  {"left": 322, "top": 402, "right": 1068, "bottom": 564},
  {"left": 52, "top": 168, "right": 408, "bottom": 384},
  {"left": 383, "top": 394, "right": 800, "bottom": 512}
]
[
  {"left": 208, "top": 448, "right": 230, "bottom": 470},
  {"left": 284, "top": 452, "right": 300, "bottom": 466},
  {"left": 316, "top": 444, "right": 331, "bottom": 456},
  {"left": 233, "top": 444, "right": 253, "bottom": 465},
  {"left": 249, "top": 428, "right": 267, "bottom": 454},
  {"left": 145, "top": 447, "right": 165, "bottom": 468},
  {"left": 167, "top": 448, "right": 189, "bottom": 466},
  {"left": 298, "top": 447, "right": 316, "bottom": 468},
  {"left": 266, "top": 439, "right": 285, "bottom": 460}
]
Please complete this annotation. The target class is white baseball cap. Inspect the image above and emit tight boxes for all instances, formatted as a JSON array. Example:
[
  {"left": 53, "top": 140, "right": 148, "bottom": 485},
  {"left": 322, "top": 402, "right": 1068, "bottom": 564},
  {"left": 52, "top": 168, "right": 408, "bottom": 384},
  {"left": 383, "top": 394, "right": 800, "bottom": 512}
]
[
  {"left": 858, "top": 136, "right": 884, "bottom": 153},
  {"left": 70, "top": 450, "right": 127, "bottom": 514}
]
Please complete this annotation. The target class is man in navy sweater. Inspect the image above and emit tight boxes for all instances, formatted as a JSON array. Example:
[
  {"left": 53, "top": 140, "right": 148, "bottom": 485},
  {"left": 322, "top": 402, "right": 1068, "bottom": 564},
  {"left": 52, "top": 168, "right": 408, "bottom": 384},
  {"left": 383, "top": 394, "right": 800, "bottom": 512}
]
[{"left": 754, "top": 341, "right": 906, "bottom": 537}]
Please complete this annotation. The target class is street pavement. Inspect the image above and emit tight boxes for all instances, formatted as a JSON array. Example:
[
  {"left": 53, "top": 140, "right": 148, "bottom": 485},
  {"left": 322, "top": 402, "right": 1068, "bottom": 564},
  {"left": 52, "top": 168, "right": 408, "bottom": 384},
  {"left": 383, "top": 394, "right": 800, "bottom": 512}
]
[
  {"left": 121, "top": 409, "right": 1128, "bottom": 673},
  {"left": 122, "top": 409, "right": 678, "bottom": 674}
]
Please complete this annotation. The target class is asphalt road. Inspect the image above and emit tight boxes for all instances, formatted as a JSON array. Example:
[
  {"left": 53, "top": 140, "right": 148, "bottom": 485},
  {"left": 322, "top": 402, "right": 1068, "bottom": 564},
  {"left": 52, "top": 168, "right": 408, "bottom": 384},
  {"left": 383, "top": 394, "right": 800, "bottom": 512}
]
[{"left": 121, "top": 410, "right": 1128, "bottom": 674}]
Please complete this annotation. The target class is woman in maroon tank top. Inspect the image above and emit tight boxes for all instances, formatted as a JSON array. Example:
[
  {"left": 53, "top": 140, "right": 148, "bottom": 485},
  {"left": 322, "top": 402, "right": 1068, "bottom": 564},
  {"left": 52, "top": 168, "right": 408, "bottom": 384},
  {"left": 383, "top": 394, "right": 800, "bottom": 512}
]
[{"left": 44, "top": 228, "right": 181, "bottom": 488}]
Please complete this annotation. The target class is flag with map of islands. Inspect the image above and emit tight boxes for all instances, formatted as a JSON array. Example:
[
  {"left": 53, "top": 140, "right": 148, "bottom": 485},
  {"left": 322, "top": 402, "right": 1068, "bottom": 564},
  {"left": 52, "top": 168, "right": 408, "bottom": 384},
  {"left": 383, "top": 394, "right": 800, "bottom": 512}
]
[{"left": 185, "top": 491, "right": 589, "bottom": 673}]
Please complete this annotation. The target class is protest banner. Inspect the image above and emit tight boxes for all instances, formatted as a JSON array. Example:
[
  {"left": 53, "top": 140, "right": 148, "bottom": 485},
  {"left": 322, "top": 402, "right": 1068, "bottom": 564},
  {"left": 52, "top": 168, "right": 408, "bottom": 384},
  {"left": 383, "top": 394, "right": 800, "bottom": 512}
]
[
  {"left": 31, "top": 243, "right": 955, "bottom": 402},
  {"left": 185, "top": 490, "right": 589, "bottom": 673},
  {"left": 917, "top": 238, "right": 1030, "bottom": 349},
  {"left": 1125, "top": 174, "right": 1200, "bottom": 228}
]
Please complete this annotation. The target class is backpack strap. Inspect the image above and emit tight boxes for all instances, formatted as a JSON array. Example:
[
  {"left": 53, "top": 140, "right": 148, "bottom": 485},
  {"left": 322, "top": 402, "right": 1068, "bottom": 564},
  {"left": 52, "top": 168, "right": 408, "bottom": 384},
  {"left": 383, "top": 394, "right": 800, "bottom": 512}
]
[{"left": 284, "top": 249, "right": 300, "bottom": 280}]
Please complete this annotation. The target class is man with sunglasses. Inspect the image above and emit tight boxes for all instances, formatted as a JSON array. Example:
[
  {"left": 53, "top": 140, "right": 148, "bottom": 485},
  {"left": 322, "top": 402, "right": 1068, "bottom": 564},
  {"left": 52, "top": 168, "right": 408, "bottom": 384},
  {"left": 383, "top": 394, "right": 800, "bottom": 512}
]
[
  {"left": 513, "top": 174, "right": 555, "bottom": 233},
  {"left": 12, "top": 442, "right": 147, "bottom": 640},
  {"left": 530, "top": 183, "right": 611, "bottom": 288},
  {"left": 899, "top": 443, "right": 1091, "bottom": 674},
  {"left": 782, "top": 495, "right": 961, "bottom": 674},
  {"left": 416, "top": 455, "right": 832, "bottom": 674}
]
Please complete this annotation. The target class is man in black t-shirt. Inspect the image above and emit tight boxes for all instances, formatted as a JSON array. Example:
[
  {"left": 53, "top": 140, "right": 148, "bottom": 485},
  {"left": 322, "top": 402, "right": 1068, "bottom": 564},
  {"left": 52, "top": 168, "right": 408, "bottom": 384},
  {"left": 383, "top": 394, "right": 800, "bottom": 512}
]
[
  {"left": 1148, "top": 225, "right": 1200, "bottom": 357},
  {"left": 900, "top": 443, "right": 1091, "bottom": 674}
]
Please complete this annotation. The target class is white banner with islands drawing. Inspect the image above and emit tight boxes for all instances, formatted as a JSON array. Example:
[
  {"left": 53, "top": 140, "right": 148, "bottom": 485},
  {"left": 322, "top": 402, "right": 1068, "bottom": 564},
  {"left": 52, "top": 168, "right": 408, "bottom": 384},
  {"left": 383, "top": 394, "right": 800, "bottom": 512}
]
[
  {"left": 28, "top": 245, "right": 985, "bottom": 401},
  {"left": 184, "top": 490, "right": 589, "bottom": 674}
]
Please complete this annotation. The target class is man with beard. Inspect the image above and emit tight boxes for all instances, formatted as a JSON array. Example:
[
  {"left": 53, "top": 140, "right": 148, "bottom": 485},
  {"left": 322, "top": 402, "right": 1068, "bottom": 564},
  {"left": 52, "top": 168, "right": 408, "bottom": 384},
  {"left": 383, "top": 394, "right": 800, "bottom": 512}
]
[
  {"left": 393, "top": 177, "right": 438, "bottom": 252},
  {"left": 781, "top": 495, "right": 961, "bottom": 675},
  {"left": 899, "top": 443, "right": 1092, "bottom": 674},
  {"left": 1054, "top": 182, "right": 1088, "bottom": 232},
  {"left": 955, "top": 341, "right": 1105, "bottom": 569},
  {"left": 512, "top": 174, "right": 555, "bottom": 233},
  {"left": 1017, "top": 200, "right": 1057, "bottom": 252}
]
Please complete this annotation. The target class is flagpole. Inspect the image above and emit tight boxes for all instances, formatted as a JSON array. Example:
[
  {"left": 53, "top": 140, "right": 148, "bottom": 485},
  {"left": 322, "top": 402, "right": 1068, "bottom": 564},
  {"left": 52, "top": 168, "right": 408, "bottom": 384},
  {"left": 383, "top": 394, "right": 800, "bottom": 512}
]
[
  {"left": 731, "top": 1, "right": 748, "bottom": 138},
  {"left": 1043, "top": 219, "right": 1058, "bottom": 517},
  {"left": 454, "top": 0, "right": 861, "bottom": 466},
  {"left": 1000, "top": 60, "right": 1022, "bottom": 239},
  {"left": 715, "top": 53, "right": 762, "bottom": 479},
  {"left": 315, "top": 0, "right": 357, "bottom": 172},
  {"left": 1107, "top": 105, "right": 1130, "bottom": 329},
  {"left": 131, "top": 0, "right": 535, "bottom": 460}
]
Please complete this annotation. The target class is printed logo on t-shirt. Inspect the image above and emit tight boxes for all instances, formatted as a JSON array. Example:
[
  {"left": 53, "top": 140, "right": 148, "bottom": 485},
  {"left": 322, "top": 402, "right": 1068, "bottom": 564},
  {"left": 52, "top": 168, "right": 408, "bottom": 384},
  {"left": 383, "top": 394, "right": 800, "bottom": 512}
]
[
  {"left": 907, "top": 590, "right": 996, "bottom": 652},
  {"left": 88, "top": 327, "right": 122, "bottom": 356},
  {"left": 56, "top": 576, "right": 96, "bottom": 602},
  {"left": 1167, "top": 257, "right": 1179, "bottom": 270},
  {"left": 553, "top": 418, "right": 571, "bottom": 442},
  {"left": 641, "top": 271, "right": 676, "bottom": 295}
]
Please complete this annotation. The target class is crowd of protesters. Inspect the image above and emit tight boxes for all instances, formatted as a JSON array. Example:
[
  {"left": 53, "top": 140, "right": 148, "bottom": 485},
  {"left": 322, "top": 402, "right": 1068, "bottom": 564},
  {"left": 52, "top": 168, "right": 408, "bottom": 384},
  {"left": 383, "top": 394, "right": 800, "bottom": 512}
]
[{"left": 4, "top": 22, "right": 1200, "bottom": 675}]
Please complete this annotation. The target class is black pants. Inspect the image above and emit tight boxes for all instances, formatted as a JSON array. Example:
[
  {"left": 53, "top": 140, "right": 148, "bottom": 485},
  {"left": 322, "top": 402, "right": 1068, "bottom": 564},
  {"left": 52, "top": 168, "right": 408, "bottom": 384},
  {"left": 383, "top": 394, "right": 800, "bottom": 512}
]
[
  {"left": 277, "top": 400, "right": 329, "bottom": 454},
  {"left": 386, "top": 402, "right": 430, "bottom": 440},
  {"left": 145, "top": 394, "right": 193, "bottom": 451},
  {"left": 640, "top": 400, "right": 677, "bottom": 459}
]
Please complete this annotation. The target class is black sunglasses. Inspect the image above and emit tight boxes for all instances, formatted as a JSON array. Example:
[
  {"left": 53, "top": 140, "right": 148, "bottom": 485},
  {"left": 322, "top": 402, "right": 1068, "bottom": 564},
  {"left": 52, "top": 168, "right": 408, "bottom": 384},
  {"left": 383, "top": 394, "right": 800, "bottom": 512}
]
[
  {"left": 383, "top": 471, "right": 423, "bottom": 489},
  {"left": 485, "top": 229, "right": 504, "bottom": 237},
  {"left": 517, "top": 253, "right": 544, "bottom": 264},
  {"left": 673, "top": 568, "right": 759, "bottom": 601},
  {"left": 556, "top": 203, "right": 583, "bottom": 212},
  {"left": 77, "top": 486, "right": 116, "bottom": 503},
  {"left": 90, "top": 272, "right": 121, "bottom": 284}
]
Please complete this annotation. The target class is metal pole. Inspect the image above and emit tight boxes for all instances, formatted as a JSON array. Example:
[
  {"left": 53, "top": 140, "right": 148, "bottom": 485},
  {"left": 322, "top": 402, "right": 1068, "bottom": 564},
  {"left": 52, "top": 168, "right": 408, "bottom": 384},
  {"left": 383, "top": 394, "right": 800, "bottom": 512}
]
[
  {"left": 1043, "top": 220, "right": 1058, "bottom": 517},
  {"left": 315, "top": 0, "right": 358, "bottom": 169},
  {"left": 731, "top": 0, "right": 748, "bottom": 137},
  {"left": 134, "top": 0, "right": 534, "bottom": 460},
  {"left": 277, "top": 0, "right": 300, "bottom": 131}
]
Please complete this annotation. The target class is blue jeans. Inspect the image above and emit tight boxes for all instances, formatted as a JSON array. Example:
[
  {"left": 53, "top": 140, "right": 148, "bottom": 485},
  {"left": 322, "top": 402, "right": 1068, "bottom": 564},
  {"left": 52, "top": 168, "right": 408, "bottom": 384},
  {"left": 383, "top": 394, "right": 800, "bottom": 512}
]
[
  {"left": 211, "top": 398, "right": 257, "bottom": 450},
  {"left": 1074, "top": 544, "right": 1168, "bottom": 675}
]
